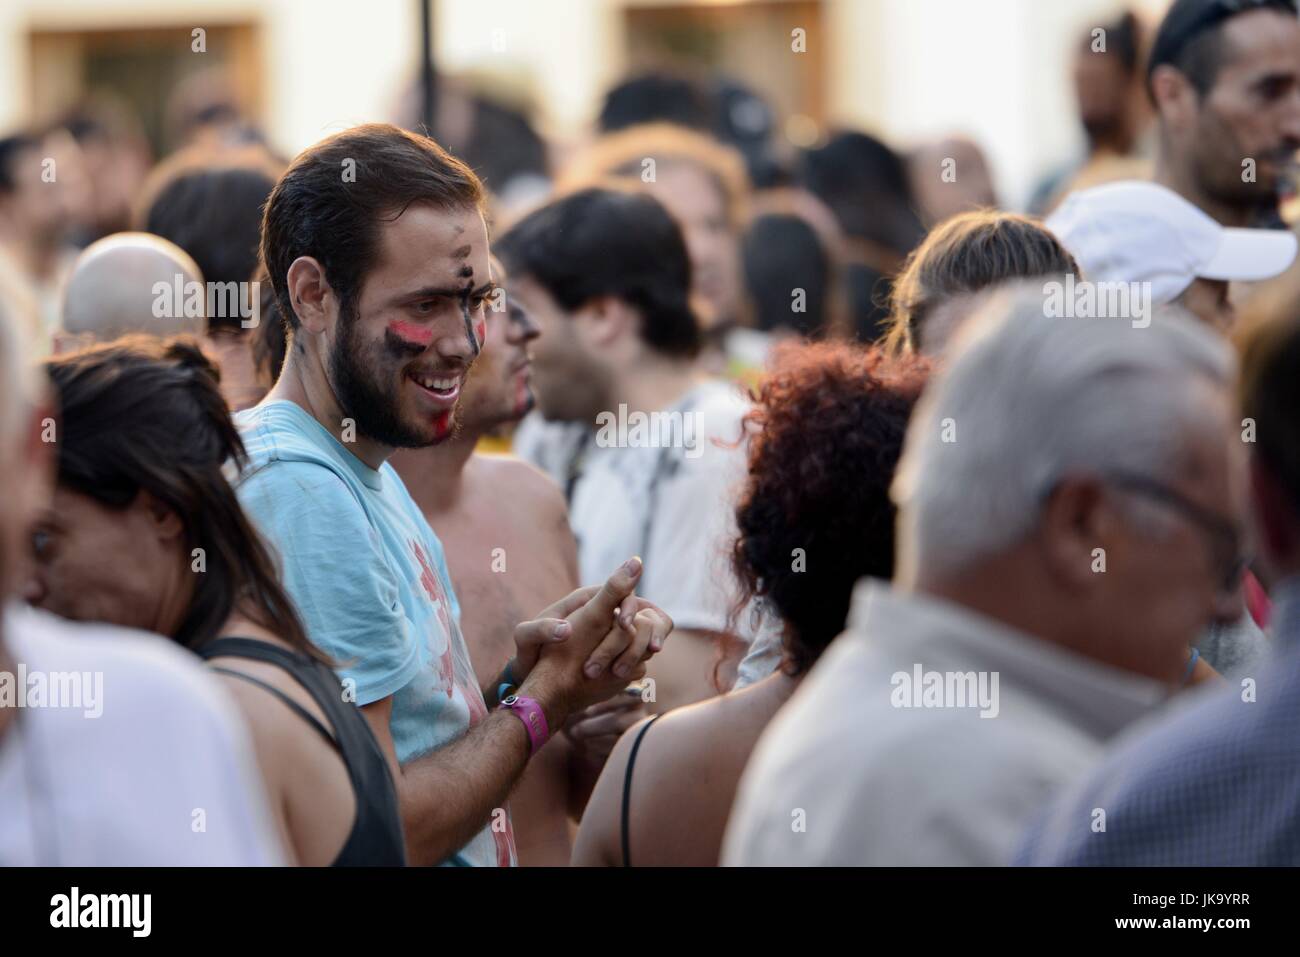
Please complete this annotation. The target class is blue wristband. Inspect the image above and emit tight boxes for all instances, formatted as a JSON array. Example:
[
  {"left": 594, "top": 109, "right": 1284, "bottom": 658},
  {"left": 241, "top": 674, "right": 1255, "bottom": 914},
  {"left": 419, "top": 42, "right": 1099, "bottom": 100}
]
[
  {"left": 494, "top": 658, "right": 520, "bottom": 705},
  {"left": 1183, "top": 647, "right": 1200, "bottom": 685}
]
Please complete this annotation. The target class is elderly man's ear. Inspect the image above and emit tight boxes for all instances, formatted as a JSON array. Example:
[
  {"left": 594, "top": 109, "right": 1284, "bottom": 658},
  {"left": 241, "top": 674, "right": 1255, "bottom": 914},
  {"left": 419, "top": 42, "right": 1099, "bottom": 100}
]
[{"left": 1039, "top": 475, "right": 1111, "bottom": 590}]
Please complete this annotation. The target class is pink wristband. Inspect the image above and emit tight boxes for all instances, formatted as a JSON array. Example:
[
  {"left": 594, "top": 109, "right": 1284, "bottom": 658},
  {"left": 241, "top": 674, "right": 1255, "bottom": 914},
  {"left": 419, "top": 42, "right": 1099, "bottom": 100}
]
[{"left": 499, "top": 694, "right": 549, "bottom": 755}]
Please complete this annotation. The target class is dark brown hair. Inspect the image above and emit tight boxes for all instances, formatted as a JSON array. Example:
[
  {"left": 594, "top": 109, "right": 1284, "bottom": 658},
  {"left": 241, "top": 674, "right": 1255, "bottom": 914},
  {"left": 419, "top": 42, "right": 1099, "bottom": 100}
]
[
  {"left": 260, "top": 122, "right": 484, "bottom": 333},
  {"left": 730, "top": 341, "right": 929, "bottom": 675},
  {"left": 495, "top": 185, "right": 701, "bottom": 359},
  {"left": 44, "top": 336, "right": 322, "bottom": 658},
  {"left": 884, "top": 210, "right": 1079, "bottom": 354},
  {"left": 250, "top": 263, "right": 287, "bottom": 388}
]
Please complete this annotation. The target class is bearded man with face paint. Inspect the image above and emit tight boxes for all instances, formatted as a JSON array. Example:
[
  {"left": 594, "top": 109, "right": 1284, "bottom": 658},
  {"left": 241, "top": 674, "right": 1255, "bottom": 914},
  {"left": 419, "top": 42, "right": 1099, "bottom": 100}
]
[
  {"left": 393, "top": 259, "right": 650, "bottom": 865},
  {"left": 236, "top": 124, "right": 672, "bottom": 867}
]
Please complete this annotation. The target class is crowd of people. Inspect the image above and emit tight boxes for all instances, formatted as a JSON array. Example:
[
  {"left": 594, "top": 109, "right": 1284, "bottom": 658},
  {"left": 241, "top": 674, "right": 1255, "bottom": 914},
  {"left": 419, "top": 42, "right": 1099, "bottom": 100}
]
[{"left": 2, "top": 0, "right": 1300, "bottom": 867}]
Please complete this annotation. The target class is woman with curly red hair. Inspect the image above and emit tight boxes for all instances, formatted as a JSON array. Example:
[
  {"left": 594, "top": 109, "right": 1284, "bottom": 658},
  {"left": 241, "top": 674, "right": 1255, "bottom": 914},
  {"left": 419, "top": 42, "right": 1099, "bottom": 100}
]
[{"left": 571, "top": 340, "right": 929, "bottom": 866}]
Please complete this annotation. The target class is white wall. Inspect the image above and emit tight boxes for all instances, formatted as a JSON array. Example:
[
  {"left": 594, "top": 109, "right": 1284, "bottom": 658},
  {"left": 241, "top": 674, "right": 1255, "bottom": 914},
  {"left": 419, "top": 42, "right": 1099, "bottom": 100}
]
[
  {"left": 827, "top": 0, "right": 1137, "bottom": 209},
  {"left": 436, "top": 0, "right": 619, "bottom": 138},
  {"left": 0, "top": 0, "right": 1175, "bottom": 205},
  {"left": 0, "top": 0, "right": 417, "bottom": 158}
]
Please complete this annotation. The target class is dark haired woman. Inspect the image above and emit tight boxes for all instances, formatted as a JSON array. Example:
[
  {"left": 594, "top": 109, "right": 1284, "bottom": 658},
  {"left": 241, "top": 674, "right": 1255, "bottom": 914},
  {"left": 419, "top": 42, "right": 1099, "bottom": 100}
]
[
  {"left": 571, "top": 341, "right": 929, "bottom": 865},
  {"left": 24, "top": 336, "right": 405, "bottom": 866}
]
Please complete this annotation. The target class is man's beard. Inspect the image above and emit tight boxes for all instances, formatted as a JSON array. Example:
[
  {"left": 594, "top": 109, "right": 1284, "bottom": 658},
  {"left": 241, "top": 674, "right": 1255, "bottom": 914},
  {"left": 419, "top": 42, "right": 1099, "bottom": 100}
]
[
  {"left": 1195, "top": 118, "right": 1292, "bottom": 219},
  {"left": 328, "top": 303, "right": 451, "bottom": 450},
  {"left": 447, "top": 361, "right": 527, "bottom": 438}
]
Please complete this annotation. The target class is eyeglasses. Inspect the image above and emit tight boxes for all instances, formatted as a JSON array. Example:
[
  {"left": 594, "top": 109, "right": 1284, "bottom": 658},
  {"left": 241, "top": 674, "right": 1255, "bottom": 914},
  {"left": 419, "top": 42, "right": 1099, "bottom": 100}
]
[{"left": 1104, "top": 470, "right": 1249, "bottom": 596}]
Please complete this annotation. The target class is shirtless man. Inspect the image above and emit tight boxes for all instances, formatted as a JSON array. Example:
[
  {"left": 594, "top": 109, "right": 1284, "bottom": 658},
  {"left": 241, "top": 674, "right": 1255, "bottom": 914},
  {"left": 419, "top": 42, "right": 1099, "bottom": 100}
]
[{"left": 392, "top": 261, "right": 645, "bottom": 865}]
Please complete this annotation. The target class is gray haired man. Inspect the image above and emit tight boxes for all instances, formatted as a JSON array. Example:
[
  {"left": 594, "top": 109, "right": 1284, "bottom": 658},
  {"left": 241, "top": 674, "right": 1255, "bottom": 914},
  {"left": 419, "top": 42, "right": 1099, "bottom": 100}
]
[{"left": 723, "top": 287, "right": 1248, "bottom": 866}]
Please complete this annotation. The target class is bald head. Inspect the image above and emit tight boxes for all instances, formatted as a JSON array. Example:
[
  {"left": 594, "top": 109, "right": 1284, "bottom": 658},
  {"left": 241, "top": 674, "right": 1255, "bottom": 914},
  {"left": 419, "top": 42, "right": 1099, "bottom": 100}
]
[
  {"left": 910, "top": 136, "right": 998, "bottom": 226},
  {"left": 59, "top": 232, "right": 206, "bottom": 350}
]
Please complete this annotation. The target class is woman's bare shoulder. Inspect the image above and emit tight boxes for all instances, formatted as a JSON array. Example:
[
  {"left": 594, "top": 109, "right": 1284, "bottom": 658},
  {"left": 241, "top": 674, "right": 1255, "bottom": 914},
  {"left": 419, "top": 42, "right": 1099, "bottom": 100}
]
[{"left": 641, "top": 674, "right": 795, "bottom": 775}]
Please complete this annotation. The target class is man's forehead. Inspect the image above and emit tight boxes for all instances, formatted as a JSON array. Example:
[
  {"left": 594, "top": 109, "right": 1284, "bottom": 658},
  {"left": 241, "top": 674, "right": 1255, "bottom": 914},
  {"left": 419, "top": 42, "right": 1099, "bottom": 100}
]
[
  {"left": 657, "top": 170, "right": 724, "bottom": 213},
  {"left": 509, "top": 274, "right": 556, "bottom": 308},
  {"left": 1220, "top": 11, "right": 1300, "bottom": 75},
  {"left": 374, "top": 204, "right": 489, "bottom": 273}
]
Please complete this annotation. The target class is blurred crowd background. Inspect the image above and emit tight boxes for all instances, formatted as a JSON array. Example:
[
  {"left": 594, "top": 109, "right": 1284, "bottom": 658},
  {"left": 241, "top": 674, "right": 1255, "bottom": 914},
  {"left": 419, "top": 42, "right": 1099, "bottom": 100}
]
[
  {"left": 8, "top": 0, "right": 1300, "bottom": 872},
  {"left": 0, "top": 0, "right": 1217, "bottom": 370}
]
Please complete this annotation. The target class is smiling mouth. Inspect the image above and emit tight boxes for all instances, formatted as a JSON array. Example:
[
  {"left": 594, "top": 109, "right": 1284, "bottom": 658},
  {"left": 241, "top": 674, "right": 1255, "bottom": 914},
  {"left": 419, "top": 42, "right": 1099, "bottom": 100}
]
[{"left": 407, "top": 370, "right": 463, "bottom": 403}]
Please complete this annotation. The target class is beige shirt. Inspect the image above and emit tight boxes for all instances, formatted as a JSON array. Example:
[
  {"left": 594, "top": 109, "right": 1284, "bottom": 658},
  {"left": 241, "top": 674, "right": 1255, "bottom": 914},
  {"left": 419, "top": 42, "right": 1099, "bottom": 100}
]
[{"left": 722, "top": 580, "right": 1167, "bottom": 866}]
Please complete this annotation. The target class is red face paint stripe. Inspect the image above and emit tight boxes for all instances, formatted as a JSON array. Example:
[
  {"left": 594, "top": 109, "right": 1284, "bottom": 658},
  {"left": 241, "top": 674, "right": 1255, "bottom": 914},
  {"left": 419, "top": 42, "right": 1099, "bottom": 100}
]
[{"left": 389, "top": 320, "right": 435, "bottom": 348}]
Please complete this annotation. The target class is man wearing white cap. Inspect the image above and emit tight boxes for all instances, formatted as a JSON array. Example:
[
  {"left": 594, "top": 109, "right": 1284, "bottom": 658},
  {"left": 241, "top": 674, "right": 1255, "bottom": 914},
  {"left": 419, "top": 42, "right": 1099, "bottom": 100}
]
[
  {"left": 1049, "top": 178, "right": 1287, "bottom": 684},
  {"left": 1047, "top": 179, "right": 1298, "bottom": 331}
]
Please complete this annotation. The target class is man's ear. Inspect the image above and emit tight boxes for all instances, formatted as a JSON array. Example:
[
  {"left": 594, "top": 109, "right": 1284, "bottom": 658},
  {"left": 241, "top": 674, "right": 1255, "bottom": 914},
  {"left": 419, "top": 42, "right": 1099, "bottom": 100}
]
[
  {"left": 1150, "top": 65, "right": 1197, "bottom": 128},
  {"left": 284, "top": 257, "right": 335, "bottom": 335},
  {"left": 577, "top": 295, "right": 634, "bottom": 349},
  {"left": 1250, "top": 455, "right": 1300, "bottom": 567},
  {"left": 1039, "top": 474, "right": 1111, "bottom": 591}
]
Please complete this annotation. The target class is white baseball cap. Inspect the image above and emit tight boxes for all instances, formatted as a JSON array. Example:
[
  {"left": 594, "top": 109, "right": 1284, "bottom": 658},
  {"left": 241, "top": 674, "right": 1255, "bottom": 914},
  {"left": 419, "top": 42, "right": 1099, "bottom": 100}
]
[{"left": 1046, "top": 180, "right": 1298, "bottom": 304}]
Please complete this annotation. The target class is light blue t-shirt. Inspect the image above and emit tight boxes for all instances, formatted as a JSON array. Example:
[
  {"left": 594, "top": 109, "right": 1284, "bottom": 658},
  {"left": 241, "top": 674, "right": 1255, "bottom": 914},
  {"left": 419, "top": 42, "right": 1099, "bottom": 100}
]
[{"left": 233, "top": 400, "right": 516, "bottom": 867}]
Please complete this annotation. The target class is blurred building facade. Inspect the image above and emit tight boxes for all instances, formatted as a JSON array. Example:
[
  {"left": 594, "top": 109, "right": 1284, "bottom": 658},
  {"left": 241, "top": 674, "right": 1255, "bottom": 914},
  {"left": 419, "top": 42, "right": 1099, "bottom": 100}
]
[{"left": 0, "top": 0, "right": 1172, "bottom": 208}]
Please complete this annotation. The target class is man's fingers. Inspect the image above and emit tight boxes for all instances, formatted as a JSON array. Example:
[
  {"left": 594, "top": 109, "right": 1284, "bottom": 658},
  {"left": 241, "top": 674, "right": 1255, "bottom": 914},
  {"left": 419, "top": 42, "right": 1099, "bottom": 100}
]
[
  {"left": 513, "top": 617, "right": 571, "bottom": 650},
  {"left": 610, "top": 613, "right": 654, "bottom": 679},
  {"left": 584, "top": 612, "right": 657, "bottom": 681},
  {"left": 616, "top": 594, "right": 638, "bottom": 633},
  {"left": 535, "top": 566, "right": 657, "bottom": 633},
  {"left": 571, "top": 557, "right": 642, "bottom": 633},
  {"left": 580, "top": 625, "right": 633, "bottom": 679},
  {"left": 628, "top": 599, "right": 673, "bottom": 652},
  {"left": 635, "top": 607, "right": 673, "bottom": 654},
  {"left": 537, "top": 584, "right": 600, "bottom": 620}
]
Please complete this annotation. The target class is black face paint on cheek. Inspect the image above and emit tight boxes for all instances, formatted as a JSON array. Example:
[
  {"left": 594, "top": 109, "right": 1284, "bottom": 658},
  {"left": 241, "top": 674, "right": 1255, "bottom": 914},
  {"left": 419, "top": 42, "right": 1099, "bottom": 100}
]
[
  {"left": 382, "top": 327, "right": 427, "bottom": 360},
  {"left": 460, "top": 287, "right": 481, "bottom": 358}
]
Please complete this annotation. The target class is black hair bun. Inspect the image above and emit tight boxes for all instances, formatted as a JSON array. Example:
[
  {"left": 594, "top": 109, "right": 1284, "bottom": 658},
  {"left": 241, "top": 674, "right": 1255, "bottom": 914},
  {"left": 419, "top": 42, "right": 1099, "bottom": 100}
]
[{"left": 162, "top": 335, "right": 223, "bottom": 385}]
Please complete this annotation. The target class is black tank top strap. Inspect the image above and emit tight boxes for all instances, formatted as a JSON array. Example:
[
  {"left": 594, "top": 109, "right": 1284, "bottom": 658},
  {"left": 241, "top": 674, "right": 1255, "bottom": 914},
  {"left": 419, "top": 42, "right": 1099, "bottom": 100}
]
[
  {"left": 620, "top": 713, "right": 663, "bottom": 868},
  {"left": 207, "top": 666, "right": 338, "bottom": 748},
  {"left": 199, "top": 636, "right": 406, "bottom": 866}
]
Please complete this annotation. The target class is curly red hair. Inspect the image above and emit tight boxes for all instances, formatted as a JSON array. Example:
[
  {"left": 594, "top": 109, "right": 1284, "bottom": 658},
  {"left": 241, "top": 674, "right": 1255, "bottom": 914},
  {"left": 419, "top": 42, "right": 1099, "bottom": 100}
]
[{"left": 731, "top": 340, "right": 929, "bottom": 674}]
